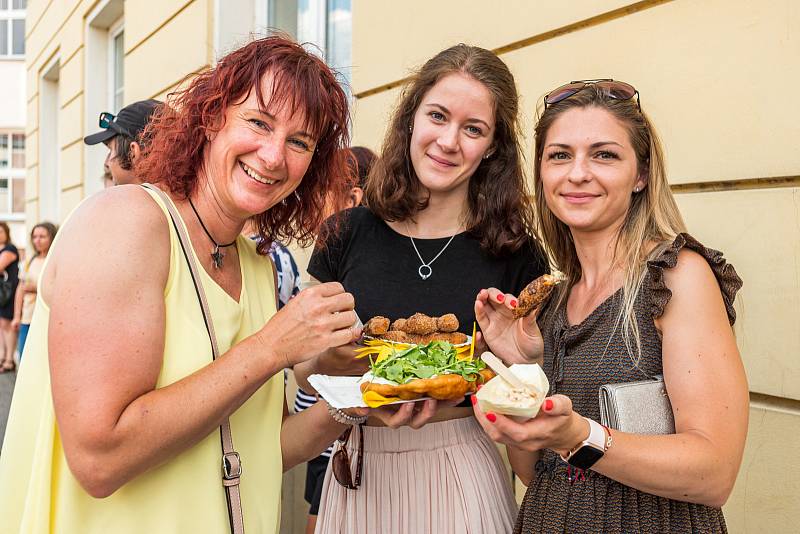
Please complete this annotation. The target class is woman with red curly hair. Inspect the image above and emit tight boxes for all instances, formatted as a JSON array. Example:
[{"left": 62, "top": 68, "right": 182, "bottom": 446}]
[{"left": 0, "top": 35, "right": 364, "bottom": 533}]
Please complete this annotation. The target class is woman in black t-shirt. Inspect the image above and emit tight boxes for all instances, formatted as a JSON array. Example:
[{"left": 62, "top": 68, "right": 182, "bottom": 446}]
[
  {"left": 0, "top": 221, "right": 19, "bottom": 372},
  {"left": 297, "top": 44, "right": 548, "bottom": 534}
]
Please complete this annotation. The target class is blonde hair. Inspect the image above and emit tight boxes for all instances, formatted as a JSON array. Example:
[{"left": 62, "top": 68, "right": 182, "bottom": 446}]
[{"left": 532, "top": 85, "right": 686, "bottom": 364}]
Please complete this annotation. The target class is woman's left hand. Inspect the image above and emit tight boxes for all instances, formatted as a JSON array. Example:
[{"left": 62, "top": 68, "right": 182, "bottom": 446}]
[{"left": 471, "top": 393, "right": 588, "bottom": 455}]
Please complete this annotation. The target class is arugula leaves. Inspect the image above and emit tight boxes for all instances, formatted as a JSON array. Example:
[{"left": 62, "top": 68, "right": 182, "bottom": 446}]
[{"left": 369, "top": 341, "right": 486, "bottom": 384}]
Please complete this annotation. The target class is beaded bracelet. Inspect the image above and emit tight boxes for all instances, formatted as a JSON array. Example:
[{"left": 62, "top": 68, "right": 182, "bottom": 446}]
[{"left": 327, "top": 402, "right": 368, "bottom": 425}]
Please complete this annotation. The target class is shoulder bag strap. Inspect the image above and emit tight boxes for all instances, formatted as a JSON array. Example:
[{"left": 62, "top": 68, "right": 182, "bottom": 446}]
[{"left": 142, "top": 183, "right": 245, "bottom": 534}]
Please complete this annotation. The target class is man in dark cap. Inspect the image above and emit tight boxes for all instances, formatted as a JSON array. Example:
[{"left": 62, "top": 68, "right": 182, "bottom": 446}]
[{"left": 83, "top": 99, "right": 161, "bottom": 186}]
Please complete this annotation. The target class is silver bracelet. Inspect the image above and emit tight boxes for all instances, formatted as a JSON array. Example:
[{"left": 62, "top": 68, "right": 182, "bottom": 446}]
[{"left": 327, "top": 402, "right": 368, "bottom": 425}]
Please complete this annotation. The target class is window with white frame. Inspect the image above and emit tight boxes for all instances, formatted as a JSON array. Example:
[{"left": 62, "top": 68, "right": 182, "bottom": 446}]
[
  {"left": 0, "top": 0, "right": 26, "bottom": 58},
  {"left": 265, "top": 0, "right": 352, "bottom": 93},
  {"left": 0, "top": 131, "right": 25, "bottom": 216},
  {"left": 84, "top": 0, "right": 123, "bottom": 197}
]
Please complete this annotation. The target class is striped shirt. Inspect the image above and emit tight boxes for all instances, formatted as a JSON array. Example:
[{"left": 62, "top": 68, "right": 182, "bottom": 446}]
[{"left": 267, "top": 242, "right": 333, "bottom": 457}]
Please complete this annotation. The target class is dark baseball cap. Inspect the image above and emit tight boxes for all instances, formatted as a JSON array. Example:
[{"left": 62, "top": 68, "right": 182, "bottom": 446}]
[{"left": 83, "top": 99, "right": 162, "bottom": 146}]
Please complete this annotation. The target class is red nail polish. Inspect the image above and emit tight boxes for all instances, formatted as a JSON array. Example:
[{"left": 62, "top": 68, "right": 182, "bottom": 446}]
[
  {"left": 486, "top": 412, "right": 497, "bottom": 423},
  {"left": 496, "top": 294, "right": 505, "bottom": 303},
  {"left": 510, "top": 299, "right": 518, "bottom": 308},
  {"left": 477, "top": 384, "right": 483, "bottom": 391},
  {"left": 470, "top": 395, "right": 477, "bottom": 405},
  {"left": 544, "top": 399, "right": 553, "bottom": 411}
]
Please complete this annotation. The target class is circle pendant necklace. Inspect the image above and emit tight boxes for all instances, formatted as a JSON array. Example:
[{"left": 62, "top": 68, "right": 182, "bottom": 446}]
[{"left": 406, "top": 221, "right": 457, "bottom": 280}]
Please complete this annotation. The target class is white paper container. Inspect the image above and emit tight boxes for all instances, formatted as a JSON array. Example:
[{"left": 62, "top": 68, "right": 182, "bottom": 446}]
[
  {"left": 308, "top": 373, "right": 430, "bottom": 409},
  {"left": 475, "top": 363, "right": 549, "bottom": 419}
]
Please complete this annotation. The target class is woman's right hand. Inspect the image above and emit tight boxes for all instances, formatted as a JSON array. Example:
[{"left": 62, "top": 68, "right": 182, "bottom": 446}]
[
  {"left": 475, "top": 287, "right": 544, "bottom": 364},
  {"left": 10, "top": 317, "right": 20, "bottom": 331},
  {"left": 257, "top": 282, "right": 361, "bottom": 368}
]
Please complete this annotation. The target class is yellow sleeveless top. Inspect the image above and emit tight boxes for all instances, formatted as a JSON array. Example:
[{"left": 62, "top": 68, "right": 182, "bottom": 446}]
[{"left": 0, "top": 188, "right": 284, "bottom": 533}]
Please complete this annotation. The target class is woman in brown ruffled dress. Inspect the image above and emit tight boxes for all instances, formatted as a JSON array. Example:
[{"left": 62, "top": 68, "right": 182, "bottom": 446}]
[{"left": 472, "top": 80, "right": 748, "bottom": 533}]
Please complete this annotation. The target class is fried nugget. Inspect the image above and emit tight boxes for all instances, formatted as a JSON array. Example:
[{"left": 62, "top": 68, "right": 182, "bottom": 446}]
[
  {"left": 436, "top": 313, "right": 459, "bottom": 333},
  {"left": 513, "top": 274, "right": 560, "bottom": 318},
  {"left": 429, "top": 332, "right": 468, "bottom": 345},
  {"left": 391, "top": 318, "right": 407, "bottom": 331},
  {"left": 404, "top": 313, "right": 438, "bottom": 335},
  {"left": 381, "top": 330, "right": 411, "bottom": 343},
  {"left": 365, "top": 316, "right": 391, "bottom": 336}
]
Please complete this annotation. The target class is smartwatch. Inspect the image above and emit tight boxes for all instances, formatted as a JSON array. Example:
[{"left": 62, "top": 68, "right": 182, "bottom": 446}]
[{"left": 561, "top": 417, "right": 609, "bottom": 470}]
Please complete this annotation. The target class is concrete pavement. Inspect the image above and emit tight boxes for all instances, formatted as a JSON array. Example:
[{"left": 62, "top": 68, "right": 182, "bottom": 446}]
[{"left": 0, "top": 368, "right": 16, "bottom": 454}]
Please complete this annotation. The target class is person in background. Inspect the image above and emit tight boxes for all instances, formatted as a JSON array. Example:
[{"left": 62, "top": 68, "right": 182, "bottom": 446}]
[
  {"left": 102, "top": 166, "right": 114, "bottom": 189},
  {"left": 294, "top": 145, "right": 376, "bottom": 534},
  {"left": 269, "top": 242, "right": 301, "bottom": 309},
  {"left": 83, "top": 99, "right": 162, "bottom": 186},
  {"left": 0, "top": 221, "right": 19, "bottom": 373},
  {"left": 472, "top": 80, "right": 747, "bottom": 533},
  {"left": 12, "top": 222, "right": 58, "bottom": 360}
]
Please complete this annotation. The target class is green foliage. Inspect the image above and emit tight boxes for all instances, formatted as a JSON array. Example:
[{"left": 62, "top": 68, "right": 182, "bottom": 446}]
[{"left": 369, "top": 341, "right": 486, "bottom": 384}]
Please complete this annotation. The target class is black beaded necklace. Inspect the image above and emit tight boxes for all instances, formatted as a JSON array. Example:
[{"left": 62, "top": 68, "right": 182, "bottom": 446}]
[{"left": 188, "top": 198, "right": 236, "bottom": 269}]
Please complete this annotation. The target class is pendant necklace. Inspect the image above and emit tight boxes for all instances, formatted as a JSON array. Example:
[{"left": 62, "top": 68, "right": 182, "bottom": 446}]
[
  {"left": 188, "top": 198, "right": 236, "bottom": 269},
  {"left": 406, "top": 221, "right": 457, "bottom": 280}
]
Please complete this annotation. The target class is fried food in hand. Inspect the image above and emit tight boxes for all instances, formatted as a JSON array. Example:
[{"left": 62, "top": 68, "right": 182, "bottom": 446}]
[
  {"left": 366, "top": 313, "right": 466, "bottom": 344},
  {"left": 436, "top": 313, "right": 459, "bottom": 332},
  {"left": 381, "top": 330, "right": 410, "bottom": 343},
  {"left": 513, "top": 274, "right": 560, "bottom": 318},
  {"left": 360, "top": 369, "right": 495, "bottom": 401},
  {"left": 391, "top": 318, "right": 407, "bottom": 331},
  {"left": 407, "top": 332, "right": 468, "bottom": 345},
  {"left": 404, "top": 313, "right": 438, "bottom": 335},
  {"left": 364, "top": 316, "right": 391, "bottom": 336}
]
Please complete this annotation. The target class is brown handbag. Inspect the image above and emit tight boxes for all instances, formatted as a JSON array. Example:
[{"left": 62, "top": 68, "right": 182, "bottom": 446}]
[{"left": 143, "top": 184, "right": 245, "bottom": 534}]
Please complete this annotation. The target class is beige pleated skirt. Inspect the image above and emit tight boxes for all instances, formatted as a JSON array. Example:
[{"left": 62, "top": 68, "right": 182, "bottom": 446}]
[{"left": 314, "top": 416, "right": 517, "bottom": 534}]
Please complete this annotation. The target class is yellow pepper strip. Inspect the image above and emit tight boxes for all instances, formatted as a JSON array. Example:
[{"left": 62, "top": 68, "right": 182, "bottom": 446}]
[
  {"left": 363, "top": 390, "right": 401, "bottom": 408},
  {"left": 470, "top": 322, "right": 476, "bottom": 358},
  {"left": 456, "top": 323, "right": 477, "bottom": 360}
]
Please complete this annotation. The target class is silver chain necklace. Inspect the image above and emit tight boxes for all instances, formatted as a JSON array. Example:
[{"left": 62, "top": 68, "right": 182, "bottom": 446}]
[{"left": 405, "top": 222, "right": 457, "bottom": 280}]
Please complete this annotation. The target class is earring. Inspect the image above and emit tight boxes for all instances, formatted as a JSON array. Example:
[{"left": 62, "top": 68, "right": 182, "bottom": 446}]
[
  {"left": 634, "top": 187, "right": 641, "bottom": 193},
  {"left": 408, "top": 125, "right": 413, "bottom": 134},
  {"left": 483, "top": 153, "right": 491, "bottom": 160}
]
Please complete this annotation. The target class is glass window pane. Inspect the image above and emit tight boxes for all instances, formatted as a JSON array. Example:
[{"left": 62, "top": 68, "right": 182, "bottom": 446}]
[
  {"left": 12, "top": 177, "right": 24, "bottom": 213},
  {"left": 13, "top": 0, "right": 27, "bottom": 9},
  {"left": 0, "top": 20, "right": 8, "bottom": 56},
  {"left": 114, "top": 31, "right": 124, "bottom": 111},
  {"left": 12, "top": 134, "right": 24, "bottom": 168},
  {"left": 0, "top": 134, "right": 7, "bottom": 168},
  {"left": 270, "top": 0, "right": 299, "bottom": 40},
  {"left": 326, "top": 0, "right": 352, "bottom": 86},
  {"left": 0, "top": 178, "right": 8, "bottom": 213},
  {"left": 12, "top": 18, "right": 24, "bottom": 55},
  {"left": 0, "top": 1, "right": 8, "bottom": 10}
]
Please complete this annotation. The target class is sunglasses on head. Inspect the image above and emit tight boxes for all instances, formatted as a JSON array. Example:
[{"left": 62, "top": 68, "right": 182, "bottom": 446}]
[
  {"left": 332, "top": 424, "right": 364, "bottom": 490},
  {"left": 544, "top": 79, "right": 641, "bottom": 111},
  {"left": 99, "top": 112, "right": 116, "bottom": 129}
]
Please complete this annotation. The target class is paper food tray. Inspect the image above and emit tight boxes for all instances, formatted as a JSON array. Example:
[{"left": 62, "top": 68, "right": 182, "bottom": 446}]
[{"left": 308, "top": 374, "right": 430, "bottom": 409}]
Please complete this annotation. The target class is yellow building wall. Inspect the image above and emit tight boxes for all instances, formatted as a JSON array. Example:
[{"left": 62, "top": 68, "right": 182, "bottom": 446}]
[
  {"left": 351, "top": 0, "right": 799, "bottom": 532},
  {"left": 24, "top": 0, "right": 215, "bottom": 223}
]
